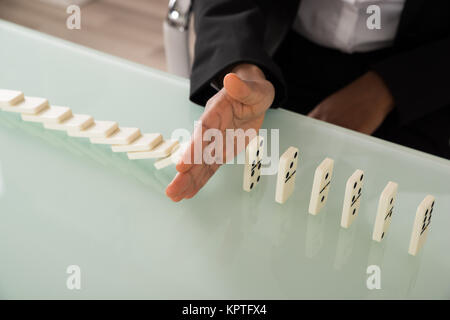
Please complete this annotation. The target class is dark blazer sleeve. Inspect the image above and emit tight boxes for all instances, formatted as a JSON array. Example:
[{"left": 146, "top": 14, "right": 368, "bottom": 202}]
[
  {"left": 189, "top": 0, "right": 287, "bottom": 107},
  {"left": 372, "top": 36, "right": 450, "bottom": 126}
]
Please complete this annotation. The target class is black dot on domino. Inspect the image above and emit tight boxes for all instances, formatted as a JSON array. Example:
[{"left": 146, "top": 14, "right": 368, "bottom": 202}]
[
  {"left": 321, "top": 195, "right": 325, "bottom": 202},
  {"left": 257, "top": 175, "right": 260, "bottom": 182},
  {"left": 358, "top": 188, "right": 361, "bottom": 194},
  {"left": 325, "top": 172, "right": 329, "bottom": 180},
  {"left": 390, "top": 198, "right": 393, "bottom": 204},
  {"left": 256, "top": 150, "right": 259, "bottom": 157},
  {"left": 285, "top": 172, "right": 289, "bottom": 179},
  {"left": 258, "top": 162, "right": 261, "bottom": 170},
  {"left": 353, "top": 182, "right": 357, "bottom": 189},
  {"left": 360, "top": 174, "right": 364, "bottom": 181},
  {"left": 250, "top": 182, "right": 254, "bottom": 189},
  {"left": 352, "top": 195, "right": 355, "bottom": 202},
  {"left": 251, "top": 170, "right": 255, "bottom": 177},
  {"left": 290, "top": 161, "right": 293, "bottom": 168},
  {"left": 352, "top": 208, "right": 356, "bottom": 215},
  {"left": 294, "top": 151, "right": 298, "bottom": 158},
  {"left": 381, "top": 232, "right": 384, "bottom": 239}
]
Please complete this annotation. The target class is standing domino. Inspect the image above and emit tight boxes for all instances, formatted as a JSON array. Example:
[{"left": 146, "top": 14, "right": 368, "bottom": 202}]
[
  {"left": 243, "top": 136, "right": 264, "bottom": 192},
  {"left": 408, "top": 195, "right": 435, "bottom": 256},
  {"left": 340, "top": 169, "right": 364, "bottom": 228},
  {"left": 0, "top": 89, "right": 24, "bottom": 107},
  {"left": 372, "top": 181, "right": 398, "bottom": 242},
  {"left": 308, "top": 158, "right": 334, "bottom": 215},
  {"left": 275, "top": 147, "right": 299, "bottom": 203}
]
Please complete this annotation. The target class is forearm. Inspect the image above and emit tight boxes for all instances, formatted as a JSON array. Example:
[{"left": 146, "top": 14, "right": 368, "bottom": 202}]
[{"left": 190, "top": 0, "right": 286, "bottom": 108}]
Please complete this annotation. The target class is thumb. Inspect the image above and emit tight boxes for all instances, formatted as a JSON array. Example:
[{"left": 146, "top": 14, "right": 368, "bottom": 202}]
[{"left": 223, "top": 73, "right": 273, "bottom": 106}]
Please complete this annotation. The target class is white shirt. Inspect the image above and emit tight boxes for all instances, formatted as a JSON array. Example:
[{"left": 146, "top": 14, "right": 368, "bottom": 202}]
[{"left": 293, "top": 0, "right": 406, "bottom": 53}]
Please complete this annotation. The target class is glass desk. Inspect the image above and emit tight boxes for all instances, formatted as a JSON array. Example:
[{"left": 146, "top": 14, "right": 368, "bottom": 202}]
[{"left": 0, "top": 20, "right": 449, "bottom": 299}]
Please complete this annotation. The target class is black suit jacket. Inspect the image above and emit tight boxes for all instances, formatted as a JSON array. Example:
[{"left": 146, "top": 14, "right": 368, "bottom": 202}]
[{"left": 189, "top": 0, "right": 450, "bottom": 156}]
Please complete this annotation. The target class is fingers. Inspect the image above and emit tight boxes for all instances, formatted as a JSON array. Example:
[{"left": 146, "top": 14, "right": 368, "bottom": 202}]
[
  {"left": 175, "top": 116, "right": 212, "bottom": 173},
  {"left": 165, "top": 169, "right": 200, "bottom": 202},
  {"left": 223, "top": 73, "right": 253, "bottom": 103},
  {"left": 167, "top": 73, "right": 275, "bottom": 202},
  {"left": 223, "top": 73, "right": 274, "bottom": 107},
  {"left": 166, "top": 163, "right": 220, "bottom": 202},
  {"left": 176, "top": 95, "right": 231, "bottom": 173},
  {"left": 176, "top": 139, "right": 196, "bottom": 173},
  {"left": 187, "top": 163, "right": 220, "bottom": 198},
  {"left": 166, "top": 172, "right": 191, "bottom": 202}
]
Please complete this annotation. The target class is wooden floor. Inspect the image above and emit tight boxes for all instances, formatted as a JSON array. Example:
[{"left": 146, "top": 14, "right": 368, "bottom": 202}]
[{"left": 0, "top": 0, "right": 169, "bottom": 71}]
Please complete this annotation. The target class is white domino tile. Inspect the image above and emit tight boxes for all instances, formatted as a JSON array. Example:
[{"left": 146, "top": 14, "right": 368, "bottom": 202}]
[
  {"left": 243, "top": 135, "right": 264, "bottom": 192},
  {"left": 408, "top": 195, "right": 435, "bottom": 256},
  {"left": 127, "top": 140, "right": 179, "bottom": 159},
  {"left": 154, "top": 142, "right": 189, "bottom": 170},
  {"left": 1, "top": 96, "right": 48, "bottom": 114},
  {"left": 372, "top": 181, "right": 398, "bottom": 242},
  {"left": 340, "top": 169, "right": 364, "bottom": 228},
  {"left": 275, "top": 146, "right": 299, "bottom": 204},
  {"left": 44, "top": 114, "right": 94, "bottom": 131},
  {"left": 67, "top": 120, "right": 118, "bottom": 138},
  {"left": 90, "top": 127, "right": 141, "bottom": 145},
  {"left": 111, "top": 133, "right": 162, "bottom": 152},
  {"left": 309, "top": 158, "right": 334, "bottom": 215},
  {"left": 21, "top": 105, "right": 72, "bottom": 124},
  {"left": 0, "top": 89, "right": 24, "bottom": 107},
  {"left": 154, "top": 145, "right": 181, "bottom": 170}
]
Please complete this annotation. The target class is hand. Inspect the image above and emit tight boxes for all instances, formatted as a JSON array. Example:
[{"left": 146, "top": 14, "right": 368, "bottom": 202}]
[
  {"left": 308, "top": 71, "right": 394, "bottom": 135},
  {"left": 166, "top": 64, "right": 275, "bottom": 201}
]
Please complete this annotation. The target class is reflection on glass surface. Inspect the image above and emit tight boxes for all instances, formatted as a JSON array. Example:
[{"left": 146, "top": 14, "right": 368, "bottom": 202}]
[
  {"left": 404, "top": 255, "right": 422, "bottom": 297},
  {"left": 365, "top": 241, "right": 388, "bottom": 299},
  {"left": 305, "top": 209, "right": 328, "bottom": 258},
  {"left": 367, "top": 241, "right": 387, "bottom": 266},
  {"left": 334, "top": 225, "right": 357, "bottom": 270},
  {"left": 241, "top": 183, "right": 265, "bottom": 226},
  {"left": 216, "top": 209, "right": 245, "bottom": 267}
]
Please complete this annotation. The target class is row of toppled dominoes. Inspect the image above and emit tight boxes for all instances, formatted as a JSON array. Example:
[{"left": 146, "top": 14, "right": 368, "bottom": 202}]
[
  {"left": 0, "top": 89, "right": 183, "bottom": 169},
  {"left": 242, "top": 135, "right": 435, "bottom": 256}
]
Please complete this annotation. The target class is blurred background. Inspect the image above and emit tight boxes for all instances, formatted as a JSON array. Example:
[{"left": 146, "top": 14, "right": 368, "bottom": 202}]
[{"left": 0, "top": 0, "right": 176, "bottom": 71}]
